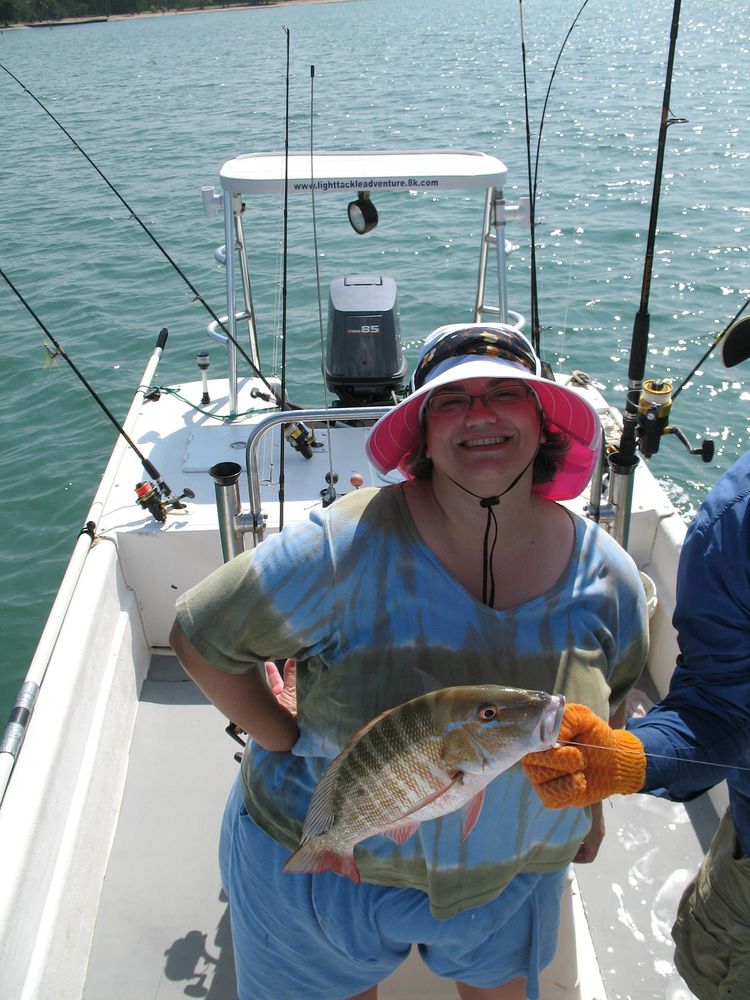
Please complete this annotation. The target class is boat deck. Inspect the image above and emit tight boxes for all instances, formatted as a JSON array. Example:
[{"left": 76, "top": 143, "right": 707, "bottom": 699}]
[{"left": 83, "top": 654, "right": 714, "bottom": 999}]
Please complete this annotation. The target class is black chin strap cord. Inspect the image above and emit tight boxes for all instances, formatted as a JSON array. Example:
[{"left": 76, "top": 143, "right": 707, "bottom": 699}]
[
  {"left": 448, "top": 427, "right": 544, "bottom": 607},
  {"left": 479, "top": 495, "right": 502, "bottom": 607}
]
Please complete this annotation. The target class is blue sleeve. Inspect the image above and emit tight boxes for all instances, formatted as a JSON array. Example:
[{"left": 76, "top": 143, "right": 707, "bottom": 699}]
[{"left": 627, "top": 467, "right": 750, "bottom": 800}]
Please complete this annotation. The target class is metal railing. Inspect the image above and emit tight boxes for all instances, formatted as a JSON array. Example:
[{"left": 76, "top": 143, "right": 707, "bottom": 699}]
[{"left": 210, "top": 405, "right": 390, "bottom": 562}]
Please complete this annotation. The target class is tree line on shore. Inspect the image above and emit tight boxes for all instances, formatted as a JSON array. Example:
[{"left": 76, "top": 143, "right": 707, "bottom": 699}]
[{"left": 2, "top": 0, "right": 271, "bottom": 27}]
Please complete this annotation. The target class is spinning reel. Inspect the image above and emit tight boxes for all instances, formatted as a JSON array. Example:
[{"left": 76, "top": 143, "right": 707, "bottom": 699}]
[{"left": 636, "top": 379, "right": 713, "bottom": 463}]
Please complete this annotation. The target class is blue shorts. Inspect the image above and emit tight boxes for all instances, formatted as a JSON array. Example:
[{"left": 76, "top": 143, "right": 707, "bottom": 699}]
[{"left": 219, "top": 776, "right": 566, "bottom": 1000}]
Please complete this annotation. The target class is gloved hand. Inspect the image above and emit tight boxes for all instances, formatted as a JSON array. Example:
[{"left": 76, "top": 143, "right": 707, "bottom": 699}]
[{"left": 522, "top": 703, "right": 646, "bottom": 808}]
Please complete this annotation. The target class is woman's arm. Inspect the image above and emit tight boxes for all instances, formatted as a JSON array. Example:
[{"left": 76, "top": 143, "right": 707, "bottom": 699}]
[{"left": 169, "top": 619, "right": 299, "bottom": 752}]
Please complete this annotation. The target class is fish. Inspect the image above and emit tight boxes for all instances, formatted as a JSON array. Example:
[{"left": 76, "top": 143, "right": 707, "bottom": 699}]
[{"left": 283, "top": 684, "right": 565, "bottom": 884}]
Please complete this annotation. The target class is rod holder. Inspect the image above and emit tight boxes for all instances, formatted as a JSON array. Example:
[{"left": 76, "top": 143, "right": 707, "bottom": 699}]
[
  {"left": 210, "top": 462, "right": 244, "bottom": 563},
  {"left": 607, "top": 450, "right": 639, "bottom": 551}
]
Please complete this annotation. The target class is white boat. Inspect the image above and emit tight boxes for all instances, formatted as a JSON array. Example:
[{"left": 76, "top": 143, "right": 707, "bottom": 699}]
[{"left": 0, "top": 146, "right": 722, "bottom": 1000}]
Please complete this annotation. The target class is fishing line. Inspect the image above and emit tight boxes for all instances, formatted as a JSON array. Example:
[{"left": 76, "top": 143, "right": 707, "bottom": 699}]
[
  {"left": 309, "top": 65, "right": 328, "bottom": 405},
  {"left": 559, "top": 740, "right": 750, "bottom": 774},
  {"left": 278, "top": 26, "right": 291, "bottom": 529},
  {"left": 530, "top": 0, "right": 591, "bottom": 220},
  {"left": 518, "top": 0, "right": 539, "bottom": 350},
  {"left": 308, "top": 64, "right": 338, "bottom": 501},
  {"left": 0, "top": 61, "right": 282, "bottom": 403},
  {"left": 0, "top": 267, "right": 184, "bottom": 506},
  {"left": 672, "top": 295, "right": 750, "bottom": 401},
  {"left": 518, "top": 0, "right": 592, "bottom": 354}
]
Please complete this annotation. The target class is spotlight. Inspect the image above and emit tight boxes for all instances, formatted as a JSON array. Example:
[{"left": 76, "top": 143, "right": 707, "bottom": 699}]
[{"left": 347, "top": 191, "right": 378, "bottom": 235}]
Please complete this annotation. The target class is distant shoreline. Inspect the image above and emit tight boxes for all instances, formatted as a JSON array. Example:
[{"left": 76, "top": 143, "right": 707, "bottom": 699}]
[{"left": 4, "top": 0, "right": 349, "bottom": 31}]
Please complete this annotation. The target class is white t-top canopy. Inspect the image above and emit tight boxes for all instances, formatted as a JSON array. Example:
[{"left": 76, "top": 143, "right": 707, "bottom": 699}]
[{"left": 219, "top": 149, "right": 507, "bottom": 195}]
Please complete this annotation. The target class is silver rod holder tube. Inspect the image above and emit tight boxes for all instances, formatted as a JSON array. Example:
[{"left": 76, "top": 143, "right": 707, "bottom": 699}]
[
  {"left": 607, "top": 452, "right": 638, "bottom": 550},
  {"left": 491, "top": 188, "right": 509, "bottom": 324},
  {"left": 473, "top": 187, "right": 493, "bottom": 322},
  {"left": 224, "top": 194, "right": 239, "bottom": 415},
  {"left": 210, "top": 462, "right": 244, "bottom": 562}
]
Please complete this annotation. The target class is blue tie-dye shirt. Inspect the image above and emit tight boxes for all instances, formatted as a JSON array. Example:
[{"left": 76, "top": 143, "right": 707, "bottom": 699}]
[{"left": 177, "top": 485, "right": 647, "bottom": 918}]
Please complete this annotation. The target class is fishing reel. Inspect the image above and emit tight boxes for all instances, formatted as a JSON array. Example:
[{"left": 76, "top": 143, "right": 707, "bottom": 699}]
[
  {"left": 285, "top": 420, "right": 321, "bottom": 460},
  {"left": 636, "top": 379, "right": 714, "bottom": 462},
  {"left": 134, "top": 481, "right": 196, "bottom": 523}
]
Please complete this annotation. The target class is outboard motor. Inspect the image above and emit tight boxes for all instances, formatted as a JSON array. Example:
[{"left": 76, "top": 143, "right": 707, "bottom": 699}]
[{"left": 324, "top": 275, "right": 406, "bottom": 405}]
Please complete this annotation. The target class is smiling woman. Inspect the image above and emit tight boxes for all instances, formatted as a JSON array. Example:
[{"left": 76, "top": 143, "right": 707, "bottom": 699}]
[
  {"left": 410, "top": 379, "right": 570, "bottom": 494},
  {"left": 367, "top": 324, "right": 601, "bottom": 610},
  {"left": 367, "top": 325, "right": 601, "bottom": 501},
  {"left": 172, "top": 320, "right": 649, "bottom": 1000}
]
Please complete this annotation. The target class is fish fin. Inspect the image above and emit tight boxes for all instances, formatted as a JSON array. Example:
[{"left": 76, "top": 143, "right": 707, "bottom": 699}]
[
  {"left": 400, "top": 771, "right": 464, "bottom": 819},
  {"left": 300, "top": 777, "right": 338, "bottom": 840},
  {"left": 300, "top": 754, "right": 348, "bottom": 840},
  {"left": 283, "top": 842, "right": 361, "bottom": 884},
  {"left": 413, "top": 667, "right": 444, "bottom": 694},
  {"left": 460, "top": 789, "right": 486, "bottom": 843},
  {"left": 302, "top": 704, "right": 408, "bottom": 840},
  {"left": 382, "top": 821, "right": 419, "bottom": 845}
]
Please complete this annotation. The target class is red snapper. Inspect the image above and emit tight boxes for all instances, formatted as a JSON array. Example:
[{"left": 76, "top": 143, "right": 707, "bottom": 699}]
[{"left": 283, "top": 684, "right": 564, "bottom": 883}]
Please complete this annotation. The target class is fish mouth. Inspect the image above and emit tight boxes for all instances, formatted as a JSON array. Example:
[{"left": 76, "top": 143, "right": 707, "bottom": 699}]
[{"left": 540, "top": 695, "right": 565, "bottom": 746}]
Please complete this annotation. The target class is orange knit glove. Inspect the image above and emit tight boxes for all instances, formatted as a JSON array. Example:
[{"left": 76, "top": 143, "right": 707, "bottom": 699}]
[{"left": 522, "top": 703, "right": 646, "bottom": 808}]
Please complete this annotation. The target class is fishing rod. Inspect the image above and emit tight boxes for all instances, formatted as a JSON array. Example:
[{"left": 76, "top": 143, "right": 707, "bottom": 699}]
[
  {"left": 672, "top": 295, "right": 750, "bottom": 401},
  {"left": 518, "top": 0, "right": 592, "bottom": 355},
  {"left": 0, "top": 268, "right": 193, "bottom": 522},
  {"left": 608, "top": 0, "right": 686, "bottom": 549},
  {"left": 518, "top": 1, "right": 539, "bottom": 350},
  {"left": 0, "top": 61, "right": 283, "bottom": 407}
]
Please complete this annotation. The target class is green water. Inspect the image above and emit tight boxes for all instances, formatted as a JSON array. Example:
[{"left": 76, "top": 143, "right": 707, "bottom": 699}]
[{"left": 0, "top": 0, "right": 748, "bottom": 719}]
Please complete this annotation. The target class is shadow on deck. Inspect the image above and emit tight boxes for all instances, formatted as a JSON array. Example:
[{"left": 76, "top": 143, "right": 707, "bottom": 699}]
[{"left": 84, "top": 656, "right": 709, "bottom": 999}]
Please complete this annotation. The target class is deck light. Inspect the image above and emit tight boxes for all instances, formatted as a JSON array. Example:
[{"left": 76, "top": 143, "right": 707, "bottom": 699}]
[{"left": 347, "top": 191, "right": 378, "bottom": 235}]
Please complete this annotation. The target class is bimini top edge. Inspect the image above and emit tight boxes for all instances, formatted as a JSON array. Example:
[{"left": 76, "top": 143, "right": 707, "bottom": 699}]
[{"left": 218, "top": 149, "right": 508, "bottom": 195}]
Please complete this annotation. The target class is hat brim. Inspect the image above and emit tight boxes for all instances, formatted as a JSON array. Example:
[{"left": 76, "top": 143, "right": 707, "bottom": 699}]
[{"left": 365, "top": 358, "right": 602, "bottom": 501}]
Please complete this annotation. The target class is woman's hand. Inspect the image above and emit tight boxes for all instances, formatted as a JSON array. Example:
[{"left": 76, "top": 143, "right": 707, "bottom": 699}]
[
  {"left": 265, "top": 659, "right": 298, "bottom": 716},
  {"left": 573, "top": 802, "right": 605, "bottom": 863},
  {"left": 169, "top": 620, "right": 299, "bottom": 751}
]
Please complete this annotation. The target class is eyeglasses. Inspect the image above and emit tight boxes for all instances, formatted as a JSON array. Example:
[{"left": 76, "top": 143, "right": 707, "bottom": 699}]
[
  {"left": 426, "top": 383, "right": 534, "bottom": 416},
  {"left": 412, "top": 328, "right": 538, "bottom": 391}
]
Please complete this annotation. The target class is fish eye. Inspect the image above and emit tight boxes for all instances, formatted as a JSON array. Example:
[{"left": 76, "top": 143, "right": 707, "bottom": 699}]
[{"left": 477, "top": 703, "right": 498, "bottom": 721}]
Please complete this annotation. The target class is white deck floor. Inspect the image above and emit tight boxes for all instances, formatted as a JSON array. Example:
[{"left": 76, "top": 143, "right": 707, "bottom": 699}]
[{"left": 84, "top": 655, "right": 711, "bottom": 999}]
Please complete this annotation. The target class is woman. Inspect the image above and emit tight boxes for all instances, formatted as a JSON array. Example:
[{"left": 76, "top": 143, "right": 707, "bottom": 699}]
[{"left": 170, "top": 323, "right": 648, "bottom": 1000}]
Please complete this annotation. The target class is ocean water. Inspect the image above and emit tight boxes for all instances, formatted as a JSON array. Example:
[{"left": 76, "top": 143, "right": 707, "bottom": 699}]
[{"left": 0, "top": 0, "right": 747, "bottom": 719}]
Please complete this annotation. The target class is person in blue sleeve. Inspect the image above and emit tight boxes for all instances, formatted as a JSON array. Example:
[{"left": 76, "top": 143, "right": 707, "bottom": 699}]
[{"left": 524, "top": 315, "right": 750, "bottom": 999}]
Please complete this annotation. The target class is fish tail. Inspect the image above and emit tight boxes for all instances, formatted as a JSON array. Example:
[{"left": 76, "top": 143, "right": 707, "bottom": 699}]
[{"left": 282, "top": 841, "right": 361, "bottom": 884}]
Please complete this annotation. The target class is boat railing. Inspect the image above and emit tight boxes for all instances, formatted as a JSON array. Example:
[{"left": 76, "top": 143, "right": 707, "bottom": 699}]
[
  {"left": 0, "top": 336, "right": 168, "bottom": 804},
  {"left": 210, "top": 406, "right": 390, "bottom": 562}
]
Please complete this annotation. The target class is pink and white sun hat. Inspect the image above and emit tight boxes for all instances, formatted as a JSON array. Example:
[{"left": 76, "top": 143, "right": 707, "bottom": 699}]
[{"left": 365, "top": 323, "right": 602, "bottom": 501}]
